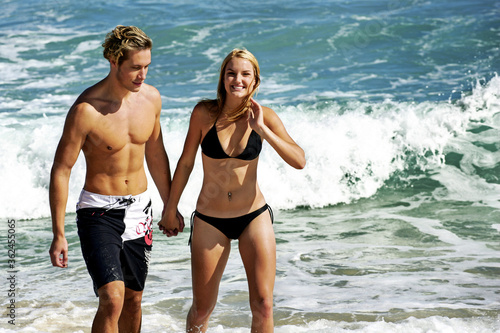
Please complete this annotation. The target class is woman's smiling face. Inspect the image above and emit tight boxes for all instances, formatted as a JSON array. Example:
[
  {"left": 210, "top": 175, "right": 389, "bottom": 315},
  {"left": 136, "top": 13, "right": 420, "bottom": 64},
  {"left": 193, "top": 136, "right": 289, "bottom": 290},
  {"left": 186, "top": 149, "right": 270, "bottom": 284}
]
[{"left": 223, "top": 57, "right": 256, "bottom": 99}]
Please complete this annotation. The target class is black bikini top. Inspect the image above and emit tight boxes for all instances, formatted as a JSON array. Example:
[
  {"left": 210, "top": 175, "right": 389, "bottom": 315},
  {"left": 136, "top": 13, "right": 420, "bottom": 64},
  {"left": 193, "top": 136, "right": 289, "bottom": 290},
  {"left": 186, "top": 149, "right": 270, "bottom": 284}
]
[{"left": 201, "top": 120, "right": 262, "bottom": 160}]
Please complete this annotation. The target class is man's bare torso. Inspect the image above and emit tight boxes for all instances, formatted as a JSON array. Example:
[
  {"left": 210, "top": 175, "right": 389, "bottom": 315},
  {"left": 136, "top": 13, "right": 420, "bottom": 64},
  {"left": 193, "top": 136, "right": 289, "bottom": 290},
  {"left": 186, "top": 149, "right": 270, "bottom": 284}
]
[{"left": 76, "top": 81, "right": 158, "bottom": 196}]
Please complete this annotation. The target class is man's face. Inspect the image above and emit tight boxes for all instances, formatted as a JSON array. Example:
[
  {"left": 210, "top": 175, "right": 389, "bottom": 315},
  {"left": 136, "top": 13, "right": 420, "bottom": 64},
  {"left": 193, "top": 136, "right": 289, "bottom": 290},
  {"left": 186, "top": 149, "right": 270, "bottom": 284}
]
[{"left": 115, "top": 49, "right": 151, "bottom": 92}]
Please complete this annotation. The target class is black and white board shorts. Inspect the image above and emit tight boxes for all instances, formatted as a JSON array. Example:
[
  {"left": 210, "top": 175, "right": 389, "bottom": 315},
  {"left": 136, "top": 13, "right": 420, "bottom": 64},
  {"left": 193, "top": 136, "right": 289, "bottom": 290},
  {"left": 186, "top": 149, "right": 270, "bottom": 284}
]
[{"left": 76, "top": 189, "right": 153, "bottom": 295}]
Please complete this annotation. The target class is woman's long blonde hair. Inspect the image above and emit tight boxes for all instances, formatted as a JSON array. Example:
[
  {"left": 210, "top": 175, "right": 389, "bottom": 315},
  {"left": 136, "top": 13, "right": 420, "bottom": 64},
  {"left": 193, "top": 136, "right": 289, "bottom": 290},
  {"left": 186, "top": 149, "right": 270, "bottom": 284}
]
[{"left": 203, "top": 48, "right": 261, "bottom": 122}]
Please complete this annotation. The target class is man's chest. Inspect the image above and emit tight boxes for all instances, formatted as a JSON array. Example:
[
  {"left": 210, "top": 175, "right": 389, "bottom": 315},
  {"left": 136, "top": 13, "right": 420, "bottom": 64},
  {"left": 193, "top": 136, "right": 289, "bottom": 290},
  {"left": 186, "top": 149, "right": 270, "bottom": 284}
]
[{"left": 86, "top": 109, "right": 155, "bottom": 151}]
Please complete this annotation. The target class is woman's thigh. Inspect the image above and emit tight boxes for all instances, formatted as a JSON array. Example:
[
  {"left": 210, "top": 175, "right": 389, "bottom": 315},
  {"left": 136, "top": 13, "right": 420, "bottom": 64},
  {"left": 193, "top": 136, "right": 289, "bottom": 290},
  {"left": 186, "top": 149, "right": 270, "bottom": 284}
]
[
  {"left": 190, "top": 217, "right": 231, "bottom": 306},
  {"left": 238, "top": 211, "right": 276, "bottom": 298}
]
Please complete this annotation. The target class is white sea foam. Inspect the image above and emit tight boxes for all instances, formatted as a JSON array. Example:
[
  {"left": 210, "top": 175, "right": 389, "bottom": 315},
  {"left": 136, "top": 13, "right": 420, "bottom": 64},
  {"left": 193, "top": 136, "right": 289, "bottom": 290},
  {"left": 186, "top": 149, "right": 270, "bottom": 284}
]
[
  {"left": 0, "top": 312, "right": 497, "bottom": 333},
  {"left": 72, "top": 40, "right": 101, "bottom": 54},
  {"left": 2, "top": 75, "right": 500, "bottom": 219}
]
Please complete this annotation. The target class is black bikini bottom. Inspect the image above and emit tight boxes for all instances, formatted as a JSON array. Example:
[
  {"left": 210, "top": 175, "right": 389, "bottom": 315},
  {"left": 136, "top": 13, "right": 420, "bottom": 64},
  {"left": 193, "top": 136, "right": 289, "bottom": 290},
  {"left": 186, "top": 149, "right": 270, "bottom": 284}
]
[{"left": 189, "top": 204, "right": 273, "bottom": 245}]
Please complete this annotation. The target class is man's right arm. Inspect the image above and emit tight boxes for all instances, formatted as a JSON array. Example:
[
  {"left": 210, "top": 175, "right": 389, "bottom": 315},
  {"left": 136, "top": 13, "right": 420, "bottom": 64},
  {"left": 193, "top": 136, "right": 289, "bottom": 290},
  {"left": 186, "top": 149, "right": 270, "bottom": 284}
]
[{"left": 49, "top": 103, "right": 91, "bottom": 268}]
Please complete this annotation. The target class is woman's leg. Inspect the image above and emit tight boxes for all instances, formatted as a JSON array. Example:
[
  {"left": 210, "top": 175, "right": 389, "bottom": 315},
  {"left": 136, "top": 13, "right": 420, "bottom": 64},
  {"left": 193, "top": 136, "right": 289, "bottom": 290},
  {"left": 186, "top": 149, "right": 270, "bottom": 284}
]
[
  {"left": 239, "top": 211, "right": 276, "bottom": 333},
  {"left": 187, "top": 217, "right": 231, "bottom": 333}
]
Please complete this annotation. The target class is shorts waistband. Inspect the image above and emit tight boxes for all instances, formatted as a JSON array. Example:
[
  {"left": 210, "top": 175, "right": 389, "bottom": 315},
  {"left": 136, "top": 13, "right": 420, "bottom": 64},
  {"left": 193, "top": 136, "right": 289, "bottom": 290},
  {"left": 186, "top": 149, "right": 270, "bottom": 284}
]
[{"left": 77, "top": 189, "right": 150, "bottom": 211}]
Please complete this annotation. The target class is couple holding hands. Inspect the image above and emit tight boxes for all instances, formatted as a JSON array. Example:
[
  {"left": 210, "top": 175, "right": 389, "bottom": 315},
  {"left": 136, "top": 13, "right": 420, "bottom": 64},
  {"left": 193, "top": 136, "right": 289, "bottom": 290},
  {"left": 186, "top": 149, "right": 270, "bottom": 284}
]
[{"left": 49, "top": 25, "right": 305, "bottom": 332}]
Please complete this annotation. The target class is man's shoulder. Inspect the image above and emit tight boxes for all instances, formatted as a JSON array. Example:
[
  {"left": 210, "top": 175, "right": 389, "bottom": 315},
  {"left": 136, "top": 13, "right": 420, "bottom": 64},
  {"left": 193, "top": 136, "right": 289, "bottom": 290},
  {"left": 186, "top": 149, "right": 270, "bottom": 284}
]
[
  {"left": 70, "top": 91, "right": 101, "bottom": 117},
  {"left": 72, "top": 80, "right": 106, "bottom": 110},
  {"left": 141, "top": 83, "right": 161, "bottom": 102},
  {"left": 138, "top": 83, "right": 161, "bottom": 114}
]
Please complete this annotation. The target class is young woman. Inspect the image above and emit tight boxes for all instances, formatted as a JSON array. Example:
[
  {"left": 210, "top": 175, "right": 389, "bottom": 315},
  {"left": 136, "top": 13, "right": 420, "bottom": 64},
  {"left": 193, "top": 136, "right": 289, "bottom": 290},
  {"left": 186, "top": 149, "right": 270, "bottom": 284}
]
[{"left": 159, "top": 48, "right": 305, "bottom": 332}]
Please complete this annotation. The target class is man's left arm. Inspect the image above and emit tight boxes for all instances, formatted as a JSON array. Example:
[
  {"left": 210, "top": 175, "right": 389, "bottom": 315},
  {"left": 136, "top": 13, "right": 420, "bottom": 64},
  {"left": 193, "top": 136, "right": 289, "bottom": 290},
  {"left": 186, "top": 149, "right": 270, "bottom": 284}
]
[{"left": 145, "top": 89, "right": 172, "bottom": 206}]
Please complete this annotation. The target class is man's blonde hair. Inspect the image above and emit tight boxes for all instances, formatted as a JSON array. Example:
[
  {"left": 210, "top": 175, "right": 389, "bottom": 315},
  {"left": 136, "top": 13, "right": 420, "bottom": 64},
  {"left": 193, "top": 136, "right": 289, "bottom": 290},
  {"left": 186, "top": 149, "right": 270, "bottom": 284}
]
[{"left": 102, "top": 25, "right": 152, "bottom": 65}]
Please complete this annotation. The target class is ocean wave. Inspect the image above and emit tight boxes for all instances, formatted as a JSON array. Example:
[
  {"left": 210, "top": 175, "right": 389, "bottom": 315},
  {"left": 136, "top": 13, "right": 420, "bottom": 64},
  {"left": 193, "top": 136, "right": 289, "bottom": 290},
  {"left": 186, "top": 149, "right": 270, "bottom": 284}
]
[{"left": 1, "top": 75, "right": 498, "bottom": 219}]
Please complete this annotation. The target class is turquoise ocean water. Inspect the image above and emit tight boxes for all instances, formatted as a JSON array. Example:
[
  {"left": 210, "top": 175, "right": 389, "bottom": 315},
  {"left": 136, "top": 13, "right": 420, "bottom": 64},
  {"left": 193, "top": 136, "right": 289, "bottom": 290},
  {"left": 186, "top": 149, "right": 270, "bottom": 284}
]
[{"left": 1, "top": 0, "right": 499, "bottom": 332}]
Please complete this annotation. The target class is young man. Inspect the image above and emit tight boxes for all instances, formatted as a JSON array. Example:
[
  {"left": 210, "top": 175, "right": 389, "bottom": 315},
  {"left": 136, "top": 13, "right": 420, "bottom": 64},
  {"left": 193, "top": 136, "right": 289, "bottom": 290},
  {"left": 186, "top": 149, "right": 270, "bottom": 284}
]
[{"left": 49, "top": 25, "right": 183, "bottom": 332}]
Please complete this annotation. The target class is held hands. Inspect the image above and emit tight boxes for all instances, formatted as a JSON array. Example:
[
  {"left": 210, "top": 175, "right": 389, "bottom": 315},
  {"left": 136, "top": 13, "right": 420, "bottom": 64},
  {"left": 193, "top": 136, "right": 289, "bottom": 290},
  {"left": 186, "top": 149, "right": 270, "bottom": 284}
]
[
  {"left": 158, "top": 208, "right": 185, "bottom": 237},
  {"left": 49, "top": 236, "right": 68, "bottom": 268}
]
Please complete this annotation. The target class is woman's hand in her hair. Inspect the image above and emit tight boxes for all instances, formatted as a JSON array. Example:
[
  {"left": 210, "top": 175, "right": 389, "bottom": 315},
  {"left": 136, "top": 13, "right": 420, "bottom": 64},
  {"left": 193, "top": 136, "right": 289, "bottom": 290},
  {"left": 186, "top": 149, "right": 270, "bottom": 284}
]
[{"left": 248, "top": 97, "right": 265, "bottom": 134}]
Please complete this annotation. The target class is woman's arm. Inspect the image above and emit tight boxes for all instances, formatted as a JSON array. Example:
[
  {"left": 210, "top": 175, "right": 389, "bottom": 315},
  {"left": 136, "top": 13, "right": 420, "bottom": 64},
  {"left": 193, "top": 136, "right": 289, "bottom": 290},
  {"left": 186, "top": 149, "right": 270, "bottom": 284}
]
[
  {"left": 158, "top": 104, "right": 206, "bottom": 236},
  {"left": 248, "top": 97, "right": 306, "bottom": 169}
]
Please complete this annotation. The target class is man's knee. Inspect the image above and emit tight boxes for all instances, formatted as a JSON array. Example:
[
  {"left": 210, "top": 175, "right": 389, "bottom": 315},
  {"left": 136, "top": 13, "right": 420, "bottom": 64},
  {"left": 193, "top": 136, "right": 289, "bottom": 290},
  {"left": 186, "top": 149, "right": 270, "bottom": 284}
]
[
  {"left": 97, "top": 282, "right": 125, "bottom": 313},
  {"left": 122, "top": 289, "right": 143, "bottom": 314}
]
